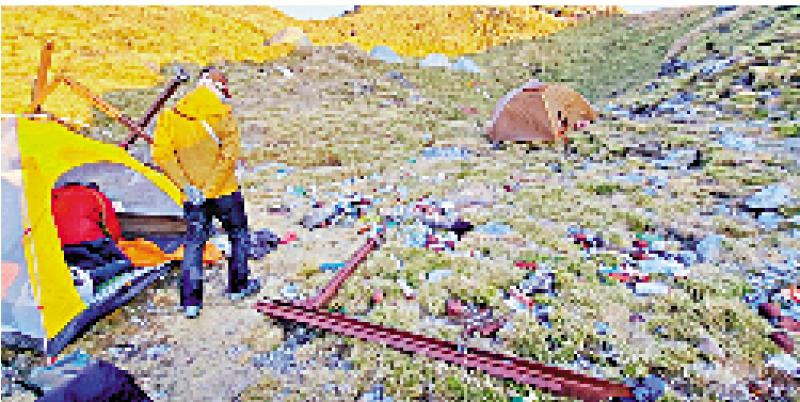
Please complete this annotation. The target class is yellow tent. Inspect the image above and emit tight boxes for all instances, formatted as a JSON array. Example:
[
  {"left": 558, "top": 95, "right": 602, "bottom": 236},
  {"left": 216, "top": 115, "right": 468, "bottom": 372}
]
[{"left": 2, "top": 115, "right": 182, "bottom": 355}]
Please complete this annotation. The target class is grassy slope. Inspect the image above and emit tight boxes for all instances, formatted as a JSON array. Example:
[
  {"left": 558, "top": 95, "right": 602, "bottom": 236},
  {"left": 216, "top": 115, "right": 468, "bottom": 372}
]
[{"left": 42, "top": 7, "right": 799, "bottom": 402}]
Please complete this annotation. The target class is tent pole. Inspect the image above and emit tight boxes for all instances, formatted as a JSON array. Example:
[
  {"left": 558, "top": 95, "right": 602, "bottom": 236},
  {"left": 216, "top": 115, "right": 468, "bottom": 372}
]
[
  {"left": 55, "top": 75, "right": 151, "bottom": 146},
  {"left": 31, "top": 41, "right": 54, "bottom": 114}
]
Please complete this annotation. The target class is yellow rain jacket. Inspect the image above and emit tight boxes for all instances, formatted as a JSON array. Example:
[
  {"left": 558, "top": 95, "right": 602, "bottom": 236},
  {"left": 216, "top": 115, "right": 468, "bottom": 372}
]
[{"left": 152, "top": 86, "right": 240, "bottom": 201}]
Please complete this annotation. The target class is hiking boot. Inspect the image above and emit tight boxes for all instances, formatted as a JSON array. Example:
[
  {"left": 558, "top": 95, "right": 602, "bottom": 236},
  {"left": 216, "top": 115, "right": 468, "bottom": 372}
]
[
  {"left": 184, "top": 305, "right": 201, "bottom": 319},
  {"left": 230, "top": 279, "right": 261, "bottom": 301}
]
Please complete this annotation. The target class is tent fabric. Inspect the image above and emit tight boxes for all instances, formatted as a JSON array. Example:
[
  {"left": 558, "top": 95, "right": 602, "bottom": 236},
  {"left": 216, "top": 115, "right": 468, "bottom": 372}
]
[
  {"left": 488, "top": 81, "right": 597, "bottom": 142},
  {"left": 1, "top": 116, "right": 182, "bottom": 356},
  {"left": 118, "top": 238, "right": 222, "bottom": 267},
  {"left": 56, "top": 163, "right": 182, "bottom": 217},
  {"left": 369, "top": 45, "right": 403, "bottom": 64},
  {"left": 419, "top": 53, "right": 451, "bottom": 68},
  {"left": 450, "top": 56, "right": 481, "bottom": 73},
  {"left": 488, "top": 79, "right": 543, "bottom": 129}
]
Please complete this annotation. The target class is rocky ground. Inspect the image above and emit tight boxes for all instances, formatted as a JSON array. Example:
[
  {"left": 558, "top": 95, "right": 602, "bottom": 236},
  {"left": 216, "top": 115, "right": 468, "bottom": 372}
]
[{"left": 3, "top": 6, "right": 799, "bottom": 402}]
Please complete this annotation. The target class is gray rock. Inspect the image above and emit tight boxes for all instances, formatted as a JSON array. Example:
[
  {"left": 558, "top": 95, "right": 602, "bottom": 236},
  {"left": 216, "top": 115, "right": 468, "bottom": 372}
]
[
  {"left": 746, "top": 185, "right": 792, "bottom": 210},
  {"left": 695, "top": 234, "right": 723, "bottom": 263}
]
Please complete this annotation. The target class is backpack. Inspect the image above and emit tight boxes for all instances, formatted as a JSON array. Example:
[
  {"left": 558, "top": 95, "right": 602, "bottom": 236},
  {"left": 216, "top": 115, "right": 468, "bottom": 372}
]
[{"left": 51, "top": 182, "right": 122, "bottom": 246}]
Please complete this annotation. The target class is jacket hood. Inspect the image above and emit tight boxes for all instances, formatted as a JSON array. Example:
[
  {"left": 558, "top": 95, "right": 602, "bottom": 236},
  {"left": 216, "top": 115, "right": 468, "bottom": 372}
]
[{"left": 174, "top": 86, "right": 231, "bottom": 120}]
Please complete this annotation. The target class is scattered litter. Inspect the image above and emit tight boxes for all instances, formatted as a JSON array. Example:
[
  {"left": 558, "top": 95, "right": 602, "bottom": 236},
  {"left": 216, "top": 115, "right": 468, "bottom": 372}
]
[
  {"left": 627, "top": 374, "right": 666, "bottom": 402},
  {"left": 426, "top": 269, "right": 453, "bottom": 283},
  {"left": 397, "top": 279, "right": 415, "bottom": 299},
  {"left": 386, "top": 70, "right": 415, "bottom": 89},
  {"left": 459, "top": 105, "right": 479, "bottom": 115},
  {"left": 652, "top": 149, "right": 700, "bottom": 170},
  {"left": 514, "top": 260, "right": 538, "bottom": 270},
  {"left": 320, "top": 262, "right": 346, "bottom": 272},
  {"left": 281, "top": 282, "right": 300, "bottom": 300},
  {"left": 144, "top": 343, "right": 171, "bottom": 360},
  {"left": 107, "top": 344, "right": 139, "bottom": 360},
  {"left": 274, "top": 65, "right": 293, "bottom": 78},
  {"left": 279, "top": 232, "right": 298, "bottom": 245},
  {"left": 769, "top": 331, "right": 795, "bottom": 353},
  {"left": 371, "top": 290, "right": 384, "bottom": 305},
  {"left": 476, "top": 222, "right": 513, "bottom": 237},
  {"left": 420, "top": 146, "right": 472, "bottom": 159},
  {"left": 595, "top": 321, "right": 610, "bottom": 336},
  {"left": 634, "top": 282, "right": 670, "bottom": 296},
  {"left": 766, "top": 354, "right": 800, "bottom": 378},
  {"left": 360, "top": 383, "right": 394, "bottom": 402},
  {"left": 697, "top": 336, "right": 724, "bottom": 359},
  {"left": 638, "top": 259, "right": 684, "bottom": 275},
  {"left": 519, "top": 269, "right": 555, "bottom": 296},
  {"left": 248, "top": 228, "right": 281, "bottom": 260}
]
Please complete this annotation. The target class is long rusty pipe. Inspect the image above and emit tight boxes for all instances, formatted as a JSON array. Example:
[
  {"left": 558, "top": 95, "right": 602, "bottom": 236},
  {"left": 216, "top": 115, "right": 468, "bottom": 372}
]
[
  {"left": 303, "top": 236, "right": 379, "bottom": 310},
  {"left": 256, "top": 299, "right": 634, "bottom": 401}
]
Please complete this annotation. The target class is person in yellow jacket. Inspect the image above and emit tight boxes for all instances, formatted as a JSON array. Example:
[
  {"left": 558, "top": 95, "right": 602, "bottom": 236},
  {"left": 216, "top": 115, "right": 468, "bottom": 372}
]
[{"left": 152, "top": 67, "right": 260, "bottom": 318}]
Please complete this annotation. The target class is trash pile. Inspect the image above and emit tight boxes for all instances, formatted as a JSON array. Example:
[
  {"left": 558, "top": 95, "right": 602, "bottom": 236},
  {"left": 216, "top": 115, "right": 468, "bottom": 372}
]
[
  {"left": 445, "top": 298, "right": 504, "bottom": 338},
  {"left": 568, "top": 228, "right": 704, "bottom": 297},
  {"left": 302, "top": 192, "right": 375, "bottom": 230}
]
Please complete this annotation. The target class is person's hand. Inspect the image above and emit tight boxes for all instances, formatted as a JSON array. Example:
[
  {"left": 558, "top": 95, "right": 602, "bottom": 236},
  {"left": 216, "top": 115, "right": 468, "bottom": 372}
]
[{"left": 183, "top": 185, "right": 205, "bottom": 206}]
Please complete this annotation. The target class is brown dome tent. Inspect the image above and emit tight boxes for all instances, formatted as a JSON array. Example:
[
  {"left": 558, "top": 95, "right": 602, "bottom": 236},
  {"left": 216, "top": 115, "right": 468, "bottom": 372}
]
[{"left": 487, "top": 80, "right": 598, "bottom": 143}]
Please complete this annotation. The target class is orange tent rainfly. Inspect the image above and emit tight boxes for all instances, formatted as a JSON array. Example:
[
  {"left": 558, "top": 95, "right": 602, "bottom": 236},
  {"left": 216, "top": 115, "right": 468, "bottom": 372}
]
[{"left": 487, "top": 79, "right": 598, "bottom": 143}]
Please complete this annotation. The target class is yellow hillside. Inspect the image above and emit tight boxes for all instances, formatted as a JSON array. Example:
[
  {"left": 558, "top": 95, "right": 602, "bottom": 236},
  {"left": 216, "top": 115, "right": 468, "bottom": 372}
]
[{"left": 1, "top": 6, "right": 622, "bottom": 122}]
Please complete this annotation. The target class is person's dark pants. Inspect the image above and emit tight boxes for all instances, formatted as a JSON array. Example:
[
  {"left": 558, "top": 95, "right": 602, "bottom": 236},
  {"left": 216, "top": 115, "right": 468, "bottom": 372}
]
[{"left": 181, "top": 190, "right": 250, "bottom": 308}]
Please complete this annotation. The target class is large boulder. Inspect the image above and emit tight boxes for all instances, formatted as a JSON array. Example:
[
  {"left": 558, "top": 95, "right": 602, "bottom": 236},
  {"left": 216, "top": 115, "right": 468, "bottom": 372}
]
[
  {"left": 450, "top": 56, "right": 481, "bottom": 73},
  {"left": 369, "top": 45, "right": 403, "bottom": 64},
  {"left": 419, "top": 53, "right": 450, "bottom": 68}
]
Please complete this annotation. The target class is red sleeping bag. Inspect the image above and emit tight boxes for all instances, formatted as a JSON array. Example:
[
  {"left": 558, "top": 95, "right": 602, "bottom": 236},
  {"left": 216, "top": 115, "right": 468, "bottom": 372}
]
[{"left": 51, "top": 184, "right": 122, "bottom": 247}]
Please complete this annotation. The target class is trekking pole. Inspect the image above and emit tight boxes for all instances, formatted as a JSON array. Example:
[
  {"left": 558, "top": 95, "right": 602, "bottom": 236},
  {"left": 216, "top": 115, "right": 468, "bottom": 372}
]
[
  {"left": 121, "top": 66, "right": 191, "bottom": 149},
  {"left": 119, "top": 68, "right": 190, "bottom": 149}
]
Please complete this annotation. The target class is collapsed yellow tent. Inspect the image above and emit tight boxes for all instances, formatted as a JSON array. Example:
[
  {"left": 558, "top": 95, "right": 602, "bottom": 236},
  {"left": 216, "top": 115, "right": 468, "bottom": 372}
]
[{"left": 1, "top": 115, "right": 184, "bottom": 356}]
